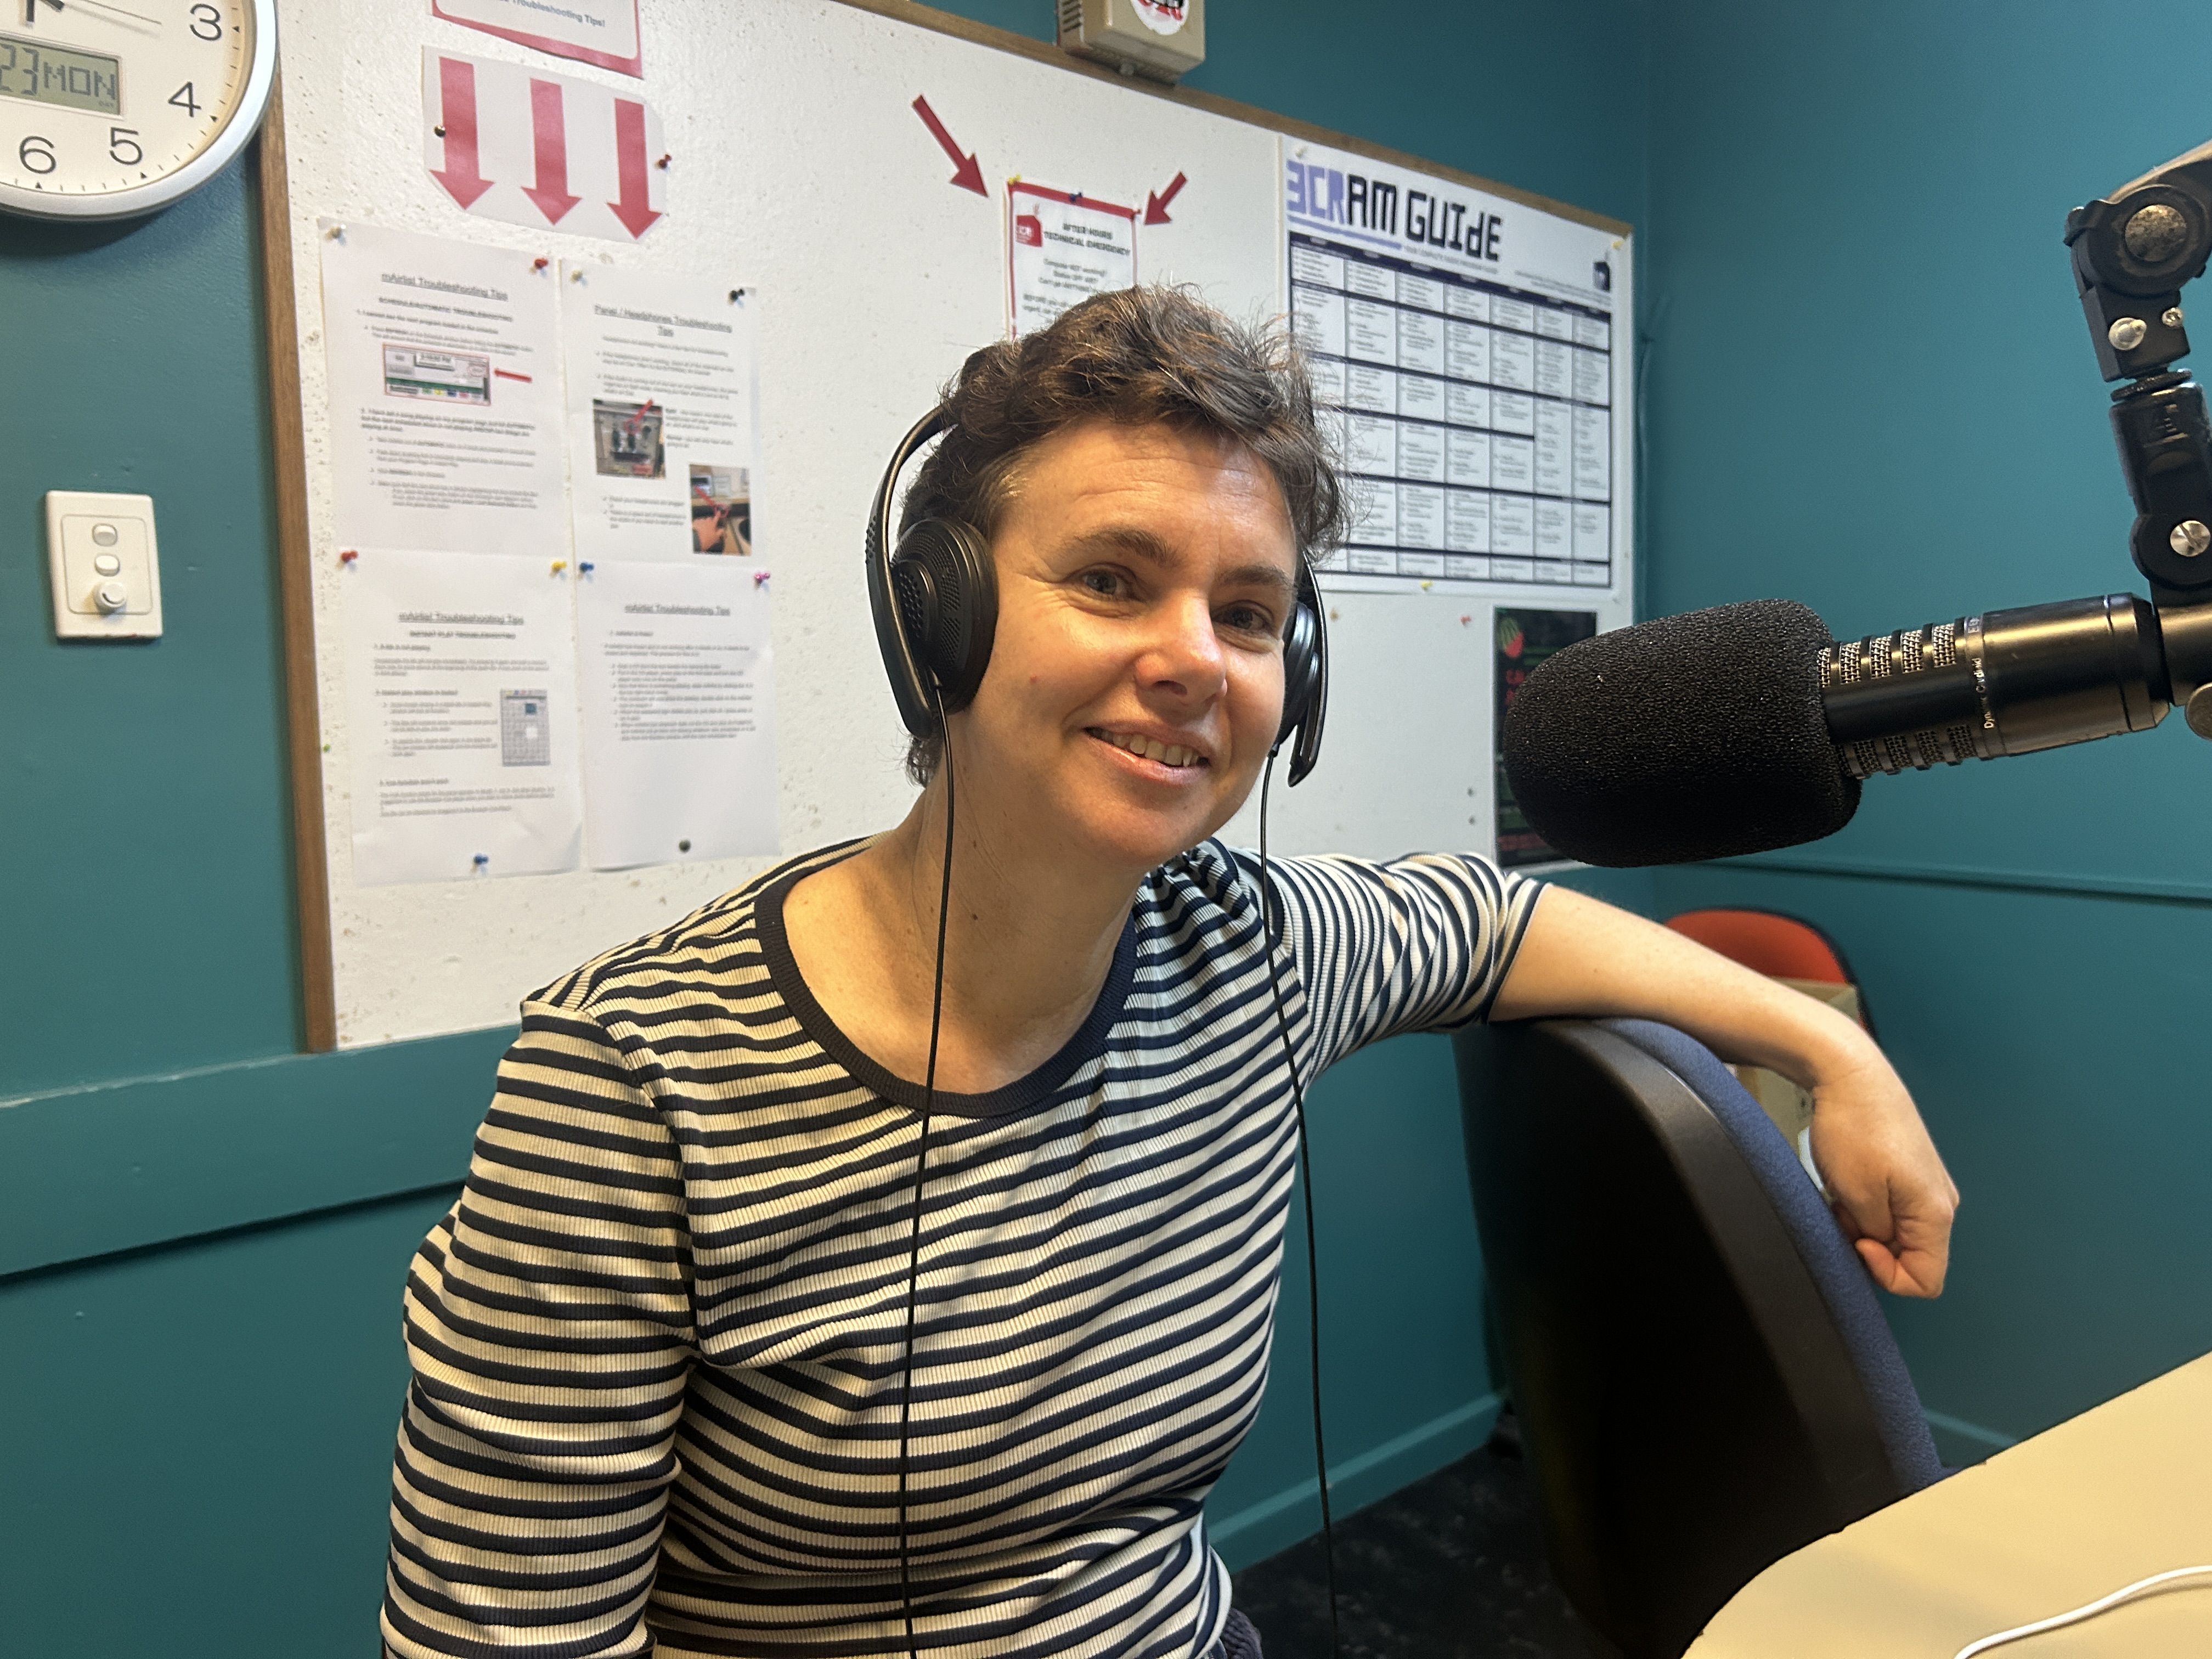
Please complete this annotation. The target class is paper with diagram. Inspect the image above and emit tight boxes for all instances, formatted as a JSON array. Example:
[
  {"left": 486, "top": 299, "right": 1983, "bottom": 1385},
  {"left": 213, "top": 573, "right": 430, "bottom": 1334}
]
[
  {"left": 318, "top": 221, "right": 568, "bottom": 556},
  {"left": 342, "top": 548, "right": 583, "bottom": 887},
  {"left": 562, "top": 264, "right": 759, "bottom": 563}
]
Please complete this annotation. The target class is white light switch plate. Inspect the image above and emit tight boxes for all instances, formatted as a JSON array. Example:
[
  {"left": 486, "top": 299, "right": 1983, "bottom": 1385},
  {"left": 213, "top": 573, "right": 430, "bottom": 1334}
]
[{"left": 46, "top": 490, "right": 162, "bottom": 641}]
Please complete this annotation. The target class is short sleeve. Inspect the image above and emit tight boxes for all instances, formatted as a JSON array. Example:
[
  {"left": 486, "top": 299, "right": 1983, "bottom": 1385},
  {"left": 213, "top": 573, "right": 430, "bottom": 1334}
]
[
  {"left": 1238, "top": 850, "right": 1542, "bottom": 1077},
  {"left": 382, "top": 1002, "right": 696, "bottom": 1659}
]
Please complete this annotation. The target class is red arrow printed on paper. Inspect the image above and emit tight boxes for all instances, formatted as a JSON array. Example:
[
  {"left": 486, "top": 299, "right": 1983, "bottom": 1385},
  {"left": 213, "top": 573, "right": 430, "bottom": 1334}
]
[
  {"left": 430, "top": 57, "right": 494, "bottom": 209},
  {"left": 523, "top": 78, "right": 580, "bottom": 225},
  {"left": 1144, "top": 171, "right": 1188, "bottom": 225},
  {"left": 608, "top": 99, "right": 662, "bottom": 239},
  {"left": 912, "top": 95, "right": 986, "bottom": 196}
]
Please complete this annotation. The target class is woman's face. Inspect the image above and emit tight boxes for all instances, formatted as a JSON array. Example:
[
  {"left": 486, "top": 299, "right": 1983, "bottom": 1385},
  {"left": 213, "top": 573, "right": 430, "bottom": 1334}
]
[{"left": 949, "top": 417, "right": 1299, "bottom": 879}]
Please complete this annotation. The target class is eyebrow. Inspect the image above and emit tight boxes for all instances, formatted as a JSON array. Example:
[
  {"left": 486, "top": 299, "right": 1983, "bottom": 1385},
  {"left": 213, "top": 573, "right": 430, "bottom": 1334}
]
[{"left": 1063, "top": 524, "right": 1296, "bottom": 597}]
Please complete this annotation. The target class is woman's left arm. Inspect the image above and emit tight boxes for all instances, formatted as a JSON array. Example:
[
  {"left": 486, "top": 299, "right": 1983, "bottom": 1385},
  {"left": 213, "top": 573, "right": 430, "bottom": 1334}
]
[{"left": 1490, "top": 884, "right": 1960, "bottom": 1299}]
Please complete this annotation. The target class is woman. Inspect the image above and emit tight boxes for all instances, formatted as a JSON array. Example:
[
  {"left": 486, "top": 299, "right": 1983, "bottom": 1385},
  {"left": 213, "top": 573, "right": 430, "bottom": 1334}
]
[{"left": 381, "top": 289, "right": 1955, "bottom": 1659}]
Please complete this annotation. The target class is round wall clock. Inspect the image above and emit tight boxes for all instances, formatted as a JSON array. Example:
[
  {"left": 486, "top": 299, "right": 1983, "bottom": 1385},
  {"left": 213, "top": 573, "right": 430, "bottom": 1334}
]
[{"left": 0, "top": 0, "right": 275, "bottom": 221}]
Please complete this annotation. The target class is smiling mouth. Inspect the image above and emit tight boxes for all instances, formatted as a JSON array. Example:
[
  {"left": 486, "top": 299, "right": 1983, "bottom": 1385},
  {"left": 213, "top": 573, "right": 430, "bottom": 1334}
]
[{"left": 1088, "top": 728, "right": 1209, "bottom": 770}]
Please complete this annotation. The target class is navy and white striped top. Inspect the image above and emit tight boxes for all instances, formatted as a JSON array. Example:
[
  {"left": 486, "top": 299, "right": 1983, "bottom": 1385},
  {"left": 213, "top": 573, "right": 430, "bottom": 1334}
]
[{"left": 382, "top": 838, "right": 1537, "bottom": 1659}]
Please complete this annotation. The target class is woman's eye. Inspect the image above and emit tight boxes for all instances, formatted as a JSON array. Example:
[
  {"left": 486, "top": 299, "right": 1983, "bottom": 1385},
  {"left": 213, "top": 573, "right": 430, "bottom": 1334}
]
[{"left": 1220, "top": 605, "right": 1274, "bottom": 635}]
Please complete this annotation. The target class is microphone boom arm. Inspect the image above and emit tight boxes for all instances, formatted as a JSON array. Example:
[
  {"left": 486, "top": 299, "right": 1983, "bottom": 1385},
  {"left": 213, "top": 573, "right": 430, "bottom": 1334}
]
[{"left": 2065, "top": 145, "right": 2212, "bottom": 732}]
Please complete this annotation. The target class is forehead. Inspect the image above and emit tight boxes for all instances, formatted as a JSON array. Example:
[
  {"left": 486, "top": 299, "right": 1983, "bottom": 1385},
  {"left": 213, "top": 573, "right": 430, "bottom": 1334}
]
[{"left": 1002, "top": 419, "right": 1297, "bottom": 568}]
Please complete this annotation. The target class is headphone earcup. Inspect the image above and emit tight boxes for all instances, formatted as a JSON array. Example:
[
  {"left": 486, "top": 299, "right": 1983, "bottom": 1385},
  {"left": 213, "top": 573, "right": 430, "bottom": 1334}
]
[
  {"left": 1278, "top": 601, "right": 1321, "bottom": 750},
  {"left": 889, "top": 517, "right": 997, "bottom": 713}
]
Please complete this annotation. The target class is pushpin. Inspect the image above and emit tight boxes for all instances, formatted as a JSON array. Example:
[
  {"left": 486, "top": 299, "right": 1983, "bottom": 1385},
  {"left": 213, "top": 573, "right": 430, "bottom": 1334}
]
[
  {"left": 1460, "top": 614, "right": 1472, "bottom": 625},
  {"left": 551, "top": 559, "right": 568, "bottom": 575},
  {"left": 532, "top": 256, "right": 550, "bottom": 272},
  {"left": 678, "top": 838, "right": 692, "bottom": 853},
  {"left": 472, "top": 854, "right": 489, "bottom": 872},
  {"left": 1420, "top": 579, "right": 1434, "bottom": 590},
  {"left": 339, "top": 549, "right": 358, "bottom": 565},
  {"left": 578, "top": 561, "right": 595, "bottom": 574},
  {"left": 656, "top": 153, "right": 672, "bottom": 169},
  {"left": 753, "top": 569, "right": 771, "bottom": 587}
]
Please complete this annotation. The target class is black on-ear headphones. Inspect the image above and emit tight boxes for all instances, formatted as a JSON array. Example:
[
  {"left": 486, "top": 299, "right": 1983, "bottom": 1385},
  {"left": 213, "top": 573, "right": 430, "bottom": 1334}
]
[{"left": 866, "top": 408, "right": 1330, "bottom": 782}]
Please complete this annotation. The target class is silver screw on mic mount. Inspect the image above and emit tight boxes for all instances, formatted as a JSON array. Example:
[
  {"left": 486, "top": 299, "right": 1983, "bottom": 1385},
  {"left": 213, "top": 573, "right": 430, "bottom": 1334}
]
[
  {"left": 2165, "top": 306, "right": 2188, "bottom": 329},
  {"left": 2171, "top": 519, "right": 2212, "bottom": 557},
  {"left": 2109, "top": 317, "right": 2150, "bottom": 351}
]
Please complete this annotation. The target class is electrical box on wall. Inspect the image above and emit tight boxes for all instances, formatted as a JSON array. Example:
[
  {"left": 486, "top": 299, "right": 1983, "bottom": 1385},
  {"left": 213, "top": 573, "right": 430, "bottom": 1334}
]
[
  {"left": 1057, "top": 0, "right": 1205, "bottom": 83},
  {"left": 46, "top": 490, "right": 162, "bottom": 641}
]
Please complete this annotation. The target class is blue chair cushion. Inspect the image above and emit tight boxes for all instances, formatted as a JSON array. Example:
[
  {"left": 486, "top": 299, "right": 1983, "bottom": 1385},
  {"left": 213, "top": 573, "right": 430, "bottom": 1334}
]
[{"left": 1597, "top": 1018, "right": 1946, "bottom": 1493}]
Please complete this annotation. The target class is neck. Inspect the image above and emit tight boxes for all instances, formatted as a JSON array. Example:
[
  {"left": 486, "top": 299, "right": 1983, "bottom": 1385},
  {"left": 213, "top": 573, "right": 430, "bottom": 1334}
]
[
  {"left": 781, "top": 759, "right": 1145, "bottom": 1097},
  {"left": 873, "top": 765, "right": 1136, "bottom": 1075}
]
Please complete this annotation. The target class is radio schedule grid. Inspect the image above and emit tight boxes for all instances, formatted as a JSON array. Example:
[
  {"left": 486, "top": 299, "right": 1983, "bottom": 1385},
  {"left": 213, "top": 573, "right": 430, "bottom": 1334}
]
[{"left": 1285, "top": 141, "right": 1626, "bottom": 590}]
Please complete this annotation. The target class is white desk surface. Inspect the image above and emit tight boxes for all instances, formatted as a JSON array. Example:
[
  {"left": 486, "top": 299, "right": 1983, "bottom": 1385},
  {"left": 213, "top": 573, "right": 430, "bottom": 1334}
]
[{"left": 1686, "top": 1349, "right": 2212, "bottom": 1657}]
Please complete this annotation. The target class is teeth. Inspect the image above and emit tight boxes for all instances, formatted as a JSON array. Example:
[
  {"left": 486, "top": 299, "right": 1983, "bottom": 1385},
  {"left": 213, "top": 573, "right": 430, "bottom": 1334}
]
[{"left": 1097, "top": 730, "right": 1200, "bottom": 767}]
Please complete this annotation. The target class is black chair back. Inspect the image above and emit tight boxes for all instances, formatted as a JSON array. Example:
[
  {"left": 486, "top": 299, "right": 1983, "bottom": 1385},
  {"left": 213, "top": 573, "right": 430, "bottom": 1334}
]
[{"left": 1453, "top": 1018, "right": 1942, "bottom": 1658}]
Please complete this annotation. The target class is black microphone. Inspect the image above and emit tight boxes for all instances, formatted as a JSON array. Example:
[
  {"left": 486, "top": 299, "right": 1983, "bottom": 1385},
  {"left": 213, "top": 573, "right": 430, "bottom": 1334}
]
[{"left": 1501, "top": 594, "right": 2184, "bottom": 868}]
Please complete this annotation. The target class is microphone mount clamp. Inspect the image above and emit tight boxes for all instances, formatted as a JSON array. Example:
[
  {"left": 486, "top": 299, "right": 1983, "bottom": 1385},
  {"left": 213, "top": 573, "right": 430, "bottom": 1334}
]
[{"left": 2067, "top": 140, "right": 2212, "bottom": 729}]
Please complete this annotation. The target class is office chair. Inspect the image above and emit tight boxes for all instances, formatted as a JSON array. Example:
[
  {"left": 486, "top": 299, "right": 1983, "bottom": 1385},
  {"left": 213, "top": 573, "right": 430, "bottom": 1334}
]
[{"left": 1453, "top": 1017, "right": 1944, "bottom": 1658}]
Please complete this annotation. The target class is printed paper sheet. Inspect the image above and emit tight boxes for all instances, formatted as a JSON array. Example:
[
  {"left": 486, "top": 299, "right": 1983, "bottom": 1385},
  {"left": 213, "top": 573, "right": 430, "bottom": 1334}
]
[
  {"left": 342, "top": 548, "right": 584, "bottom": 886},
  {"left": 1008, "top": 181, "right": 1136, "bottom": 336},
  {"left": 1285, "top": 143, "right": 1620, "bottom": 589},
  {"left": 561, "top": 265, "right": 759, "bottom": 563},
  {"left": 318, "top": 221, "right": 567, "bottom": 555},
  {"left": 575, "top": 560, "right": 778, "bottom": 869}
]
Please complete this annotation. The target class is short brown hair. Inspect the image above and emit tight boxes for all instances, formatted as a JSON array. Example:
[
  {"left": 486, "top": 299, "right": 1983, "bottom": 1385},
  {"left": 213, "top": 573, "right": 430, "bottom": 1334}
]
[{"left": 899, "top": 285, "right": 1344, "bottom": 783}]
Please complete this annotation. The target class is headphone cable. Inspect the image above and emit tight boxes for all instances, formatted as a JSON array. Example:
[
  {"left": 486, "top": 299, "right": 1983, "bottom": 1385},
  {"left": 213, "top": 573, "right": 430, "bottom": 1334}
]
[
  {"left": 898, "top": 689, "right": 955, "bottom": 1659},
  {"left": 1259, "top": 751, "right": 1342, "bottom": 1659}
]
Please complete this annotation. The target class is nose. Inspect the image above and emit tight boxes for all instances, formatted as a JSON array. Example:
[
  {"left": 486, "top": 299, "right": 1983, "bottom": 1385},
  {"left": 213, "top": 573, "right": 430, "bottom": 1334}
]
[{"left": 1135, "top": 588, "right": 1228, "bottom": 707}]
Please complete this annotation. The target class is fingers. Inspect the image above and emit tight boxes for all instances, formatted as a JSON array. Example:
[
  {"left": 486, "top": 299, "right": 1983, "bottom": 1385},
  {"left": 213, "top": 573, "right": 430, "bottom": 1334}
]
[{"left": 1855, "top": 1234, "right": 1947, "bottom": 1298}]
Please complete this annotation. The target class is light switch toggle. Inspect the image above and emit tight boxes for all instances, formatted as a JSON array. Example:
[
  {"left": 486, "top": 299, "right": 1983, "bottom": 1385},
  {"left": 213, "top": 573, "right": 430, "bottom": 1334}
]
[{"left": 46, "top": 490, "right": 162, "bottom": 641}]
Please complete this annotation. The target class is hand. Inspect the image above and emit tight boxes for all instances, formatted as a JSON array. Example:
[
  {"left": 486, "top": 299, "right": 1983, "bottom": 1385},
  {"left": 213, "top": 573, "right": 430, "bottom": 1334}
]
[{"left": 1806, "top": 1042, "right": 1959, "bottom": 1297}]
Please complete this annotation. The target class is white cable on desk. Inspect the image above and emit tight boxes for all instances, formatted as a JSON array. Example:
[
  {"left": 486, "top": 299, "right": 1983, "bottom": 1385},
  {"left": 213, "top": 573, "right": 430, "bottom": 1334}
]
[{"left": 1953, "top": 1564, "right": 2212, "bottom": 1657}]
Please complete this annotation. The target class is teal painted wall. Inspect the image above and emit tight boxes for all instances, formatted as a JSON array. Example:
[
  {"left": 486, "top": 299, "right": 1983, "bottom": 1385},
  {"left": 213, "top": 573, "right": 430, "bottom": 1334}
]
[
  {"left": 0, "top": 4, "right": 1654, "bottom": 1652},
  {"left": 1642, "top": 0, "right": 2212, "bottom": 1459}
]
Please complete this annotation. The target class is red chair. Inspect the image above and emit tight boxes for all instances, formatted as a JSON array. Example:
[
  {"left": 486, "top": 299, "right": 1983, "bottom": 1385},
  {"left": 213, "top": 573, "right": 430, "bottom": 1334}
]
[{"left": 1663, "top": 908, "right": 1875, "bottom": 1037}]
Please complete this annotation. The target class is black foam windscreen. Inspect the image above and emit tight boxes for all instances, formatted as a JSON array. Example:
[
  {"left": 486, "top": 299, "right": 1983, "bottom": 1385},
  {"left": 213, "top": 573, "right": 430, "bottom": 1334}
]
[{"left": 1500, "top": 599, "right": 1862, "bottom": 868}]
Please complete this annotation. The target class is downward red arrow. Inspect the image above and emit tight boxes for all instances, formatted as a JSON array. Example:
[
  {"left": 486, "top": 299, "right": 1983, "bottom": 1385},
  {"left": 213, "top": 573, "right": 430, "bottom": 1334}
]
[
  {"left": 608, "top": 99, "right": 662, "bottom": 239},
  {"left": 912, "top": 94, "right": 986, "bottom": 197},
  {"left": 429, "top": 57, "right": 494, "bottom": 210},
  {"left": 522, "top": 78, "right": 580, "bottom": 225},
  {"left": 1144, "top": 170, "right": 1188, "bottom": 226}
]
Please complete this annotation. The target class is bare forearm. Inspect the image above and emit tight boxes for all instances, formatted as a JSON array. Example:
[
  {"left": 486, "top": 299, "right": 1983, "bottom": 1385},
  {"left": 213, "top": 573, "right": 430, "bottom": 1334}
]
[{"left": 1491, "top": 885, "right": 1875, "bottom": 1091}]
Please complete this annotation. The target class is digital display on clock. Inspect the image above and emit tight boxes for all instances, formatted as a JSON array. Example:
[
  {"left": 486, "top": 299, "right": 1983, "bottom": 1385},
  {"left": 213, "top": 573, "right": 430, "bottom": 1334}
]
[{"left": 0, "top": 35, "right": 121, "bottom": 116}]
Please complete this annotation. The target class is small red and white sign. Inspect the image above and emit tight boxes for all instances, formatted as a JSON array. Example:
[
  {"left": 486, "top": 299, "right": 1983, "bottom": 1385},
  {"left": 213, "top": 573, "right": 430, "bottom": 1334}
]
[
  {"left": 1132, "top": 0, "right": 1190, "bottom": 36},
  {"left": 422, "top": 50, "right": 665, "bottom": 241},
  {"left": 431, "top": 0, "right": 643, "bottom": 78},
  {"left": 1007, "top": 181, "right": 1136, "bottom": 338}
]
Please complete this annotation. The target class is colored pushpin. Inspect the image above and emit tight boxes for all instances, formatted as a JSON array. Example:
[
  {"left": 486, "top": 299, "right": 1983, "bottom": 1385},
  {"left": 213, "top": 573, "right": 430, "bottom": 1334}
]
[
  {"left": 472, "top": 854, "right": 489, "bottom": 872},
  {"left": 339, "top": 549, "right": 358, "bottom": 565},
  {"left": 1460, "top": 614, "right": 1472, "bottom": 625},
  {"left": 1420, "top": 579, "right": 1434, "bottom": 590},
  {"left": 753, "top": 569, "right": 771, "bottom": 587},
  {"left": 532, "top": 256, "right": 550, "bottom": 271},
  {"left": 656, "top": 153, "right": 672, "bottom": 169},
  {"left": 578, "top": 561, "right": 595, "bottom": 574},
  {"left": 551, "top": 560, "right": 568, "bottom": 575},
  {"left": 678, "top": 838, "right": 692, "bottom": 853}
]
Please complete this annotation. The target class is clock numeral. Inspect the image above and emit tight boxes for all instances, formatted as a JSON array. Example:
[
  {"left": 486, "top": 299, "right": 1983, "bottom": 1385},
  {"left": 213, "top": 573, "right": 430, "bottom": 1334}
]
[
  {"left": 170, "top": 82, "right": 201, "bottom": 117},
  {"left": 189, "top": 3, "right": 222, "bottom": 40},
  {"left": 19, "top": 134, "right": 54, "bottom": 175},
  {"left": 109, "top": 127, "right": 142, "bottom": 167}
]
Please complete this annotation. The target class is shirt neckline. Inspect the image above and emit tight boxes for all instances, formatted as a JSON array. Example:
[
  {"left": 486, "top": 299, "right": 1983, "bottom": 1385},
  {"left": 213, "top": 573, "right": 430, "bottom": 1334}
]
[{"left": 754, "top": 850, "right": 1141, "bottom": 1120}]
